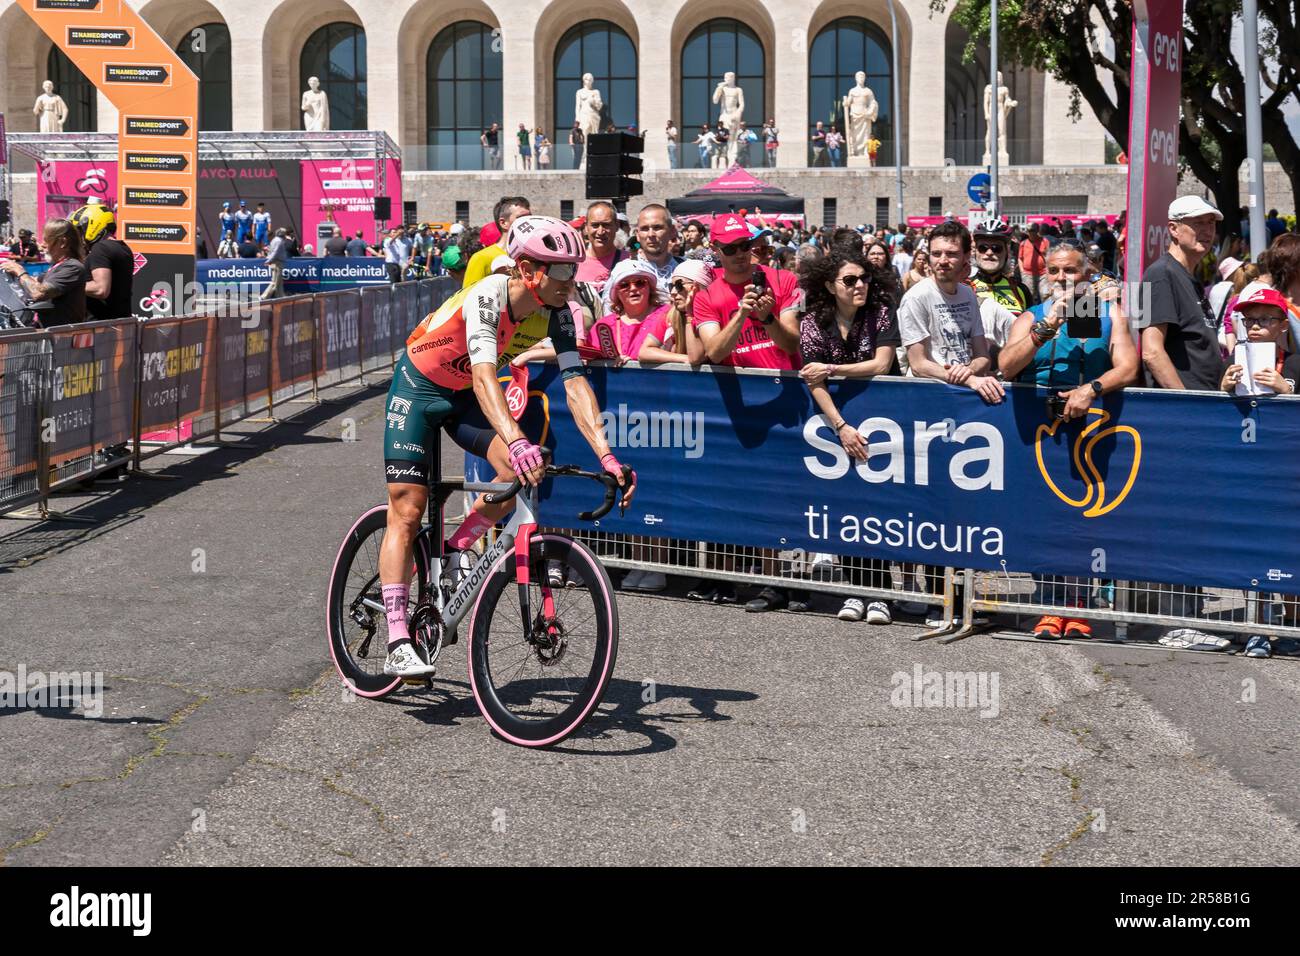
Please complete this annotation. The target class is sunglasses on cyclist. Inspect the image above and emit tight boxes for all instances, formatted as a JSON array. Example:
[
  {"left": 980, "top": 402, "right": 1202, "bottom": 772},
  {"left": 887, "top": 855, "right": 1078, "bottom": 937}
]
[
  {"left": 718, "top": 240, "right": 753, "bottom": 256},
  {"left": 838, "top": 273, "right": 868, "bottom": 287},
  {"left": 975, "top": 242, "right": 1006, "bottom": 254},
  {"left": 541, "top": 262, "right": 577, "bottom": 282}
]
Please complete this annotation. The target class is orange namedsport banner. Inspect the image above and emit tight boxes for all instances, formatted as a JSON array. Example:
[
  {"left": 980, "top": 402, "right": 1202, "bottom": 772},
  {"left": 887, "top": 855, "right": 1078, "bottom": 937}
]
[{"left": 19, "top": 0, "right": 198, "bottom": 315}]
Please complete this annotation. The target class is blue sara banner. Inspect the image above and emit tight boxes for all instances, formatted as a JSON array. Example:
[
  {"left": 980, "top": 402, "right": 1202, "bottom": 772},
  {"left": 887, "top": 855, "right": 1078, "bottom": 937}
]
[
  {"left": 518, "top": 364, "right": 1300, "bottom": 596},
  {"left": 195, "top": 256, "right": 389, "bottom": 294}
]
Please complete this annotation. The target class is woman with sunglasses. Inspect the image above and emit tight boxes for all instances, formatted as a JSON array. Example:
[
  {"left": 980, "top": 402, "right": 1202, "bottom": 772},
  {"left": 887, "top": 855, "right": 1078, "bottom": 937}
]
[
  {"left": 639, "top": 259, "right": 712, "bottom": 366},
  {"left": 377, "top": 216, "right": 636, "bottom": 676},
  {"left": 588, "top": 259, "right": 666, "bottom": 363},
  {"left": 797, "top": 247, "right": 901, "bottom": 624}
]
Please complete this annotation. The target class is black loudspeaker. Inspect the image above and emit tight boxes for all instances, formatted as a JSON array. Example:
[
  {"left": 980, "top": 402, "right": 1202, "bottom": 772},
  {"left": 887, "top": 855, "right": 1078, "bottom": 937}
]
[
  {"left": 584, "top": 134, "right": 645, "bottom": 200},
  {"left": 374, "top": 196, "right": 392, "bottom": 220}
]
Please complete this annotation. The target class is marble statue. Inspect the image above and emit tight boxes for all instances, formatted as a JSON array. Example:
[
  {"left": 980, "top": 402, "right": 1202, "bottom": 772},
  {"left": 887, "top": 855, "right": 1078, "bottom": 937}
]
[
  {"left": 301, "top": 76, "right": 330, "bottom": 131},
  {"left": 575, "top": 73, "right": 603, "bottom": 169},
  {"left": 712, "top": 72, "right": 745, "bottom": 165},
  {"left": 33, "top": 80, "right": 68, "bottom": 134},
  {"left": 575, "top": 73, "right": 603, "bottom": 137},
  {"left": 842, "top": 72, "right": 879, "bottom": 160},
  {"left": 983, "top": 71, "right": 1017, "bottom": 164}
]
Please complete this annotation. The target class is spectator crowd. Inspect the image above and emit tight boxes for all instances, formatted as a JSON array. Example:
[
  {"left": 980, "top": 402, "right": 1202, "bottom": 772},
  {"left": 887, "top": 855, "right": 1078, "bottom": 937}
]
[
  {"left": 421, "top": 190, "right": 1300, "bottom": 659},
  {"left": 3, "top": 184, "right": 1299, "bottom": 657}
]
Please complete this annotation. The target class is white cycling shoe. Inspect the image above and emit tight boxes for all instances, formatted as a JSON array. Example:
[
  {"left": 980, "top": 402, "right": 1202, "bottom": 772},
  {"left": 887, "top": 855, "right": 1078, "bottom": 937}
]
[{"left": 383, "top": 642, "right": 437, "bottom": 678}]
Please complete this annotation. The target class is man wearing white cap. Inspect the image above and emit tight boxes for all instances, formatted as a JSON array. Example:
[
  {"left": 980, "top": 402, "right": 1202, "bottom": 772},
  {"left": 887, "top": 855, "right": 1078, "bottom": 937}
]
[{"left": 1140, "top": 195, "right": 1227, "bottom": 391}]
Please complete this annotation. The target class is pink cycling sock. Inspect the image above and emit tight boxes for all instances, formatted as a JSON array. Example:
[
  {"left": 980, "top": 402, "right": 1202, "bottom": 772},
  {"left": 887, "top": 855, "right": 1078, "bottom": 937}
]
[
  {"left": 383, "top": 583, "right": 410, "bottom": 647},
  {"left": 447, "top": 511, "right": 494, "bottom": 551}
]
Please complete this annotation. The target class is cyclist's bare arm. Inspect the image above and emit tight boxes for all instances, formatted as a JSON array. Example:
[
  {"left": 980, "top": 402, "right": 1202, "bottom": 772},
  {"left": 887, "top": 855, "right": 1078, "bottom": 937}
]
[{"left": 561, "top": 373, "right": 633, "bottom": 507}]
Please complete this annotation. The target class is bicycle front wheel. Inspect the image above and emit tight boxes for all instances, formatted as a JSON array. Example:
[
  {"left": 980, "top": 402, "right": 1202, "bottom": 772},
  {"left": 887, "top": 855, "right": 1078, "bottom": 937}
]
[{"left": 468, "top": 533, "right": 617, "bottom": 747}]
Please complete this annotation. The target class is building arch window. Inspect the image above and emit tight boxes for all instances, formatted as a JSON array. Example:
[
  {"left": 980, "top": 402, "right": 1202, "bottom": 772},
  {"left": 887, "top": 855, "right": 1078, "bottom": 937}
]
[
  {"left": 46, "top": 46, "right": 96, "bottom": 133},
  {"left": 680, "top": 19, "right": 766, "bottom": 169},
  {"left": 300, "top": 22, "right": 367, "bottom": 130},
  {"left": 808, "top": 17, "right": 893, "bottom": 166},
  {"left": 553, "top": 20, "right": 637, "bottom": 137},
  {"left": 175, "top": 22, "right": 232, "bottom": 131},
  {"left": 427, "top": 21, "right": 502, "bottom": 169}
]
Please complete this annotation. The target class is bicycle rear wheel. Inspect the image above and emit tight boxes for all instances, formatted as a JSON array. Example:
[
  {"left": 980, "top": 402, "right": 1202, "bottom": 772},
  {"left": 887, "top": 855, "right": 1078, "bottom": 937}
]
[
  {"left": 468, "top": 533, "right": 617, "bottom": 747},
  {"left": 326, "top": 504, "right": 430, "bottom": 698}
]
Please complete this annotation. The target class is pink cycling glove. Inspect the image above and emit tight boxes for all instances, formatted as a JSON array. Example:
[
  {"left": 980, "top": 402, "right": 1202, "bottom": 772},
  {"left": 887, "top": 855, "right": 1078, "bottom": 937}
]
[
  {"left": 508, "top": 438, "right": 544, "bottom": 482},
  {"left": 601, "top": 453, "right": 634, "bottom": 485}
]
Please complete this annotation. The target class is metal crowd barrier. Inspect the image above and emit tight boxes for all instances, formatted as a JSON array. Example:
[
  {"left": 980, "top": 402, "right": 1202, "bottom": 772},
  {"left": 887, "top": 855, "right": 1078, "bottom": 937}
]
[
  {"left": 552, "top": 527, "right": 959, "bottom": 633},
  {"left": 0, "top": 277, "right": 456, "bottom": 520},
  {"left": 935, "top": 568, "right": 1300, "bottom": 646},
  {"left": 538, "top": 524, "right": 1294, "bottom": 652}
]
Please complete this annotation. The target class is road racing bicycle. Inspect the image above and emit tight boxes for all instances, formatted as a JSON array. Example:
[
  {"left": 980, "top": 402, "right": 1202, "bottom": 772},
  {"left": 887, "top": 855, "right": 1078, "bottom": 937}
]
[{"left": 326, "top": 450, "right": 627, "bottom": 748}]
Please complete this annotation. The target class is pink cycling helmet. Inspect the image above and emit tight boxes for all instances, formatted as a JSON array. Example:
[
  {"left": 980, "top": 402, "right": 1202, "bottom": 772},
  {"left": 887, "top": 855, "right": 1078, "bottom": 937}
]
[{"left": 506, "top": 216, "right": 585, "bottom": 265}]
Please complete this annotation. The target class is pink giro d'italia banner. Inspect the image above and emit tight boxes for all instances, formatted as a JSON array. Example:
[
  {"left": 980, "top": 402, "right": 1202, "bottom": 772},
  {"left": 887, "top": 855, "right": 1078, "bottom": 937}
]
[
  {"left": 37, "top": 161, "right": 118, "bottom": 223},
  {"left": 300, "top": 159, "right": 402, "bottom": 248}
]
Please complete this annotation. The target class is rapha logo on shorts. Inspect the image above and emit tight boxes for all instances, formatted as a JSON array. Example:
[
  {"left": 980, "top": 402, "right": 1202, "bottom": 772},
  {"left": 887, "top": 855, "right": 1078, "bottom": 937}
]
[{"left": 385, "top": 464, "right": 423, "bottom": 481}]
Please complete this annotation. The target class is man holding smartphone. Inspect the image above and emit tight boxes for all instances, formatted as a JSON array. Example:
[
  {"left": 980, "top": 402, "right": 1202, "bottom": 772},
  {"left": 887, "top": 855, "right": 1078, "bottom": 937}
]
[
  {"left": 996, "top": 241, "right": 1138, "bottom": 642},
  {"left": 692, "top": 213, "right": 802, "bottom": 368},
  {"left": 998, "top": 241, "right": 1137, "bottom": 418},
  {"left": 692, "top": 213, "right": 806, "bottom": 614}
]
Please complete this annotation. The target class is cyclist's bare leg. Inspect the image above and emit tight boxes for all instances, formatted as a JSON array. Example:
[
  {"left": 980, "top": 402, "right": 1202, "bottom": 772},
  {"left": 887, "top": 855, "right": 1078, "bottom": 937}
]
[
  {"left": 379, "top": 481, "right": 427, "bottom": 647},
  {"left": 446, "top": 435, "right": 517, "bottom": 550}
]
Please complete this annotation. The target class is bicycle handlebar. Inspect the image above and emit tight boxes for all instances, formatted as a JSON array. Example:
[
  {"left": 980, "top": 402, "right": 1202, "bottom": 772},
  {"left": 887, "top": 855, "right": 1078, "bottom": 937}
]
[{"left": 481, "top": 464, "right": 632, "bottom": 521}]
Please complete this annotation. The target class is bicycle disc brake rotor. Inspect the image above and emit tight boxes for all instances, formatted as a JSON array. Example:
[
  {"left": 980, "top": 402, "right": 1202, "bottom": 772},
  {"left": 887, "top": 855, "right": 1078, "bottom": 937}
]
[{"left": 530, "top": 613, "right": 568, "bottom": 666}]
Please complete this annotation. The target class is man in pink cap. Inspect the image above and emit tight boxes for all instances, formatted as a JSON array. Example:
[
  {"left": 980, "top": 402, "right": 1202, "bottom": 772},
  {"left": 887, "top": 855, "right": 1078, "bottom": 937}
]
[{"left": 691, "top": 213, "right": 801, "bottom": 369}]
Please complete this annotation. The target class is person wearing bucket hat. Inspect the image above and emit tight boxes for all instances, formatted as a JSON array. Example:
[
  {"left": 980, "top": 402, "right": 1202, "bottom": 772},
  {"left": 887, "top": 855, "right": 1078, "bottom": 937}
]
[
  {"left": 1140, "top": 195, "right": 1227, "bottom": 391},
  {"left": 599, "top": 257, "right": 661, "bottom": 316}
]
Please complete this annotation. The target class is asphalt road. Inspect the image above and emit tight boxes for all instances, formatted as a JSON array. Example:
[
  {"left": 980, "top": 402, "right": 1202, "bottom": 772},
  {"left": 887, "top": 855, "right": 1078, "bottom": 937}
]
[{"left": 1, "top": 382, "right": 1297, "bottom": 866}]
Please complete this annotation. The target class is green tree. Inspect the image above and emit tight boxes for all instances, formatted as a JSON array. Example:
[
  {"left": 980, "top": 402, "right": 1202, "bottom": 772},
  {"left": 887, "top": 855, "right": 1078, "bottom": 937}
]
[{"left": 931, "top": 1, "right": 1300, "bottom": 224}]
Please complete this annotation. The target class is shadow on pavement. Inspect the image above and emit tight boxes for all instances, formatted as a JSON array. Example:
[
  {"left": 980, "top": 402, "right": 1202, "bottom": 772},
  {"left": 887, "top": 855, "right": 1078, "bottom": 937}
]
[
  {"left": 368, "top": 675, "right": 758, "bottom": 757},
  {"left": 550, "top": 677, "right": 759, "bottom": 757},
  {"left": 0, "top": 384, "right": 386, "bottom": 572}
]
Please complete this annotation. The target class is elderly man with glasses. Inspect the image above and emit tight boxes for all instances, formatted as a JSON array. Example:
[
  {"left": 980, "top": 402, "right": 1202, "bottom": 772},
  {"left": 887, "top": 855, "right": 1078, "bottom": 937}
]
[{"left": 1140, "top": 196, "right": 1228, "bottom": 391}]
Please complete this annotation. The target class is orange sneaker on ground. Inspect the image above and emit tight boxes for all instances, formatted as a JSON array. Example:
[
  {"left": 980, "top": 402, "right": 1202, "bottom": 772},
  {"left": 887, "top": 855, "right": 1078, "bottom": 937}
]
[
  {"left": 1033, "top": 615, "right": 1064, "bottom": 640},
  {"left": 1063, "top": 618, "right": 1092, "bottom": 639}
]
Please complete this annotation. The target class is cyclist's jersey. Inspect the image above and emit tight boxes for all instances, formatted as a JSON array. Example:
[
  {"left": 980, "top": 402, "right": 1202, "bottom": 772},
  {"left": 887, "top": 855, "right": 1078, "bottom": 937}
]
[
  {"left": 970, "top": 272, "right": 1030, "bottom": 313},
  {"left": 404, "top": 274, "right": 583, "bottom": 389}
]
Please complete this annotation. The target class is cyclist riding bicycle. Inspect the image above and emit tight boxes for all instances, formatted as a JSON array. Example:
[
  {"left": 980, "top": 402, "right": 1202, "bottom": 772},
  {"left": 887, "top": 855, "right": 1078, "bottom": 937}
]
[{"left": 379, "top": 215, "right": 636, "bottom": 677}]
